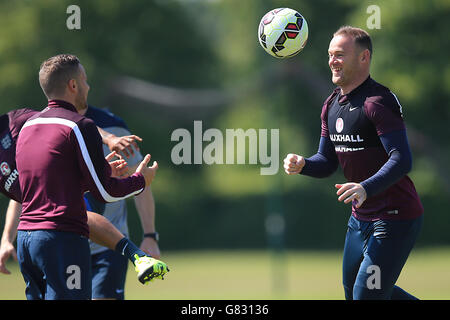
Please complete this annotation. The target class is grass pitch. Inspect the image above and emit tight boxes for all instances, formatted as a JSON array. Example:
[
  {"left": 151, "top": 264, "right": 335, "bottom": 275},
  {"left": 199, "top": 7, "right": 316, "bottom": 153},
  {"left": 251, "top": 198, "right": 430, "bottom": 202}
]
[{"left": 1, "top": 247, "right": 450, "bottom": 300}]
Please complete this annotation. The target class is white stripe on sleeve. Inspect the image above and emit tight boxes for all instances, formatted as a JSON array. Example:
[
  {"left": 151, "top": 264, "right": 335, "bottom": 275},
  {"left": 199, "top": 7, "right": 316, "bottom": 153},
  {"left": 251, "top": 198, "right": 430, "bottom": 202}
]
[{"left": 21, "top": 117, "right": 143, "bottom": 202}]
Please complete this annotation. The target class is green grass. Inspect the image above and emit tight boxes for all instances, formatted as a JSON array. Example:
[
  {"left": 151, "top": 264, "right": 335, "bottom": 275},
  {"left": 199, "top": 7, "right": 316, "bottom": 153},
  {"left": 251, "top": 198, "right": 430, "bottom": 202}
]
[{"left": 1, "top": 247, "right": 450, "bottom": 300}]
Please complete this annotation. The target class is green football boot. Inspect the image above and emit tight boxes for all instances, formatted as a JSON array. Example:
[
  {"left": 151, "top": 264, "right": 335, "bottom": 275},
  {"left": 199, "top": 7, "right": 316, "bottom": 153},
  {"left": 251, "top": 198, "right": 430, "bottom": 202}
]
[{"left": 134, "top": 254, "right": 170, "bottom": 285}]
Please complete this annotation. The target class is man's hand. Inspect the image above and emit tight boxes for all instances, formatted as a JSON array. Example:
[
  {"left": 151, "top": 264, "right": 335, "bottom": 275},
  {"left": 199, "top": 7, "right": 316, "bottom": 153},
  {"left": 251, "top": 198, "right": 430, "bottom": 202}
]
[
  {"left": 106, "top": 151, "right": 129, "bottom": 177},
  {"left": 104, "top": 133, "right": 143, "bottom": 158},
  {"left": 136, "top": 154, "right": 158, "bottom": 187},
  {"left": 0, "top": 241, "right": 17, "bottom": 275},
  {"left": 283, "top": 153, "right": 306, "bottom": 175},
  {"left": 335, "top": 182, "right": 367, "bottom": 208},
  {"left": 0, "top": 200, "right": 21, "bottom": 275}
]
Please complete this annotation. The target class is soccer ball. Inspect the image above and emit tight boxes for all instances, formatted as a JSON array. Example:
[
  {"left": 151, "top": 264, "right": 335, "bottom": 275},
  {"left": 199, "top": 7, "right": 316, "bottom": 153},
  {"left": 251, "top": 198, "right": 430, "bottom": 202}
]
[{"left": 258, "top": 8, "right": 308, "bottom": 58}]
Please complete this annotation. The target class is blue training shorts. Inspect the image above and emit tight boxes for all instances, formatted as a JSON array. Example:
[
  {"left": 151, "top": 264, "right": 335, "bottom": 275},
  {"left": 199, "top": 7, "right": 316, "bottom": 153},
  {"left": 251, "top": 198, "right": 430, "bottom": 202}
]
[
  {"left": 91, "top": 249, "right": 129, "bottom": 300},
  {"left": 17, "top": 230, "right": 92, "bottom": 300}
]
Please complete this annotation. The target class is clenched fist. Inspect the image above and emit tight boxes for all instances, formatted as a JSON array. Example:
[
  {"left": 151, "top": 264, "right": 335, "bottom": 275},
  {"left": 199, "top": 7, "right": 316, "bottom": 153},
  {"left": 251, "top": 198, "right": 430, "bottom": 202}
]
[{"left": 283, "top": 153, "right": 306, "bottom": 175}]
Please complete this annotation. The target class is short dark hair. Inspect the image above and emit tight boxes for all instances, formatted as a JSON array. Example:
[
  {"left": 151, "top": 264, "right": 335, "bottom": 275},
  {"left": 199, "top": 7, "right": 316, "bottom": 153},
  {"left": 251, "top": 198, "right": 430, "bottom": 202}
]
[
  {"left": 39, "top": 54, "right": 81, "bottom": 99},
  {"left": 333, "top": 26, "right": 372, "bottom": 57}
]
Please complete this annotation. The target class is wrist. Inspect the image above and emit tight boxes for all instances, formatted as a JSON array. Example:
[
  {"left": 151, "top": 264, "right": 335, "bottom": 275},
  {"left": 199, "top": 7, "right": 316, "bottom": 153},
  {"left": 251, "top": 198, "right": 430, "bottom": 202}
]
[
  {"left": 102, "top": 133, "right": 116, "bottom": 148},
  {"left": 359, "top": 180, "right": 371, "bottom": 198},
  {"left": 143, "top": 232, "right": 159, "bottom": 242},
  {"left": 299, "top": 158, "right": 308, "bottom": 174},
  {"left": 0, "top": 239, "right": 13, "bottom": 247}
]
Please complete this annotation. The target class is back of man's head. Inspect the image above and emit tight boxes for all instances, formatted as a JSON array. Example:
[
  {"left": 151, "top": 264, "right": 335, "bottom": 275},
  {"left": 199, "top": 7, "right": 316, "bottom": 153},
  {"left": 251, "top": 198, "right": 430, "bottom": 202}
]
[{"left": 39, "top": 54, "right": 80, "bottom": 99}]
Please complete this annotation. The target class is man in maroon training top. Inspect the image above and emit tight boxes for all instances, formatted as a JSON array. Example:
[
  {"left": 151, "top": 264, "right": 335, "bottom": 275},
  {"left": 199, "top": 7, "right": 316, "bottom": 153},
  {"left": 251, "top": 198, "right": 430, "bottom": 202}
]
[
  {"left": 0, "top": 108, "right": 168, "bottom": 290},
  {"left": 15, "top": 54, "right": 160, "bottom": 299},
  {"left": 284, "top": 26, "right": 423, "bottom": 299}
]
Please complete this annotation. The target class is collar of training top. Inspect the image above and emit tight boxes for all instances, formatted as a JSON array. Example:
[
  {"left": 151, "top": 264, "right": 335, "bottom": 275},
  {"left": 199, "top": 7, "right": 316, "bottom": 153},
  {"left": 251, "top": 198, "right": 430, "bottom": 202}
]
[
  {"left": 338, "top": 75, "right": 372, "bottom": 105},
  {"left": 47, "top": 99, "right": 77, "bottom": 113}
]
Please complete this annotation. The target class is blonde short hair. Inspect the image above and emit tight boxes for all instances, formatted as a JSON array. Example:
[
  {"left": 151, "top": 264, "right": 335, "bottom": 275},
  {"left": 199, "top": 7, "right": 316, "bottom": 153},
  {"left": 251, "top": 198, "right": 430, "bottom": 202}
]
[{"left": 39, "top": 54, "right": 81, "bottom": 99}]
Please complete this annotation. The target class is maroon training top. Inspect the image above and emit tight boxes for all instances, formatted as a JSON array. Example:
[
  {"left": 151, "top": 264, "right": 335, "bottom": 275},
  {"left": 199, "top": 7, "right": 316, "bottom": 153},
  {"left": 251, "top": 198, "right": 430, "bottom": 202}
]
[
  {"left": 0, "top": 108, "right": 39, "bottom": 202},
  {"left": 16, "top": 100, "right": 145, "bottom": 237},
  {"left": 321, "top": 77, "right": 423, "bottom": 221}
]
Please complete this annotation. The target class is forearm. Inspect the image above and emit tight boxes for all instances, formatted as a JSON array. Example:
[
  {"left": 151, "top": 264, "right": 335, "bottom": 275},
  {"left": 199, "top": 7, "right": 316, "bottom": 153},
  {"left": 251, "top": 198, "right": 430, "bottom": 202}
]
[
  {"left": 97, "top": 127, "right": 142, "bottom": 158},
  {"left": 78, "top": 121, "right": 145, "bottom": 202},
  {"left": 134, "top": 186, "right": 156, "bottom": 234},
  {"left": 301, "top": 136, "right": 339, "bottom": 178},
  {"left": 360, "top": 129, "right": 412, "bottom": 197},
  {"left": 89, "top": 168, "right": 145, "bottom": 203},
  {"left": 1, "top": 200, "right": 21, "bottom": 245},
  {"left": 134, "top": 186, "right": 160, "bottom": 258},
  {"left": 97, "top": 126, "right": 114, "bottom": 145}
]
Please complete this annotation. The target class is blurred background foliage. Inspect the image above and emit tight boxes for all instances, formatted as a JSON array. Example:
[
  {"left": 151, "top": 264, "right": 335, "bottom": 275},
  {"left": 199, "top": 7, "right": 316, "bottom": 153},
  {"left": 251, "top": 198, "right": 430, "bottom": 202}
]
[{"left": 0, "top": 0, "right": 449, "bottom": 251}]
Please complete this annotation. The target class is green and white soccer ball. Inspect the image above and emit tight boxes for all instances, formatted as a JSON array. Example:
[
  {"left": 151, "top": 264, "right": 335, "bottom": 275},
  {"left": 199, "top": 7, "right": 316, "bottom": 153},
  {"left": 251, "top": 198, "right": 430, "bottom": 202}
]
[{"left": 258, "top": 8, "right": 309, "bottom": 58}]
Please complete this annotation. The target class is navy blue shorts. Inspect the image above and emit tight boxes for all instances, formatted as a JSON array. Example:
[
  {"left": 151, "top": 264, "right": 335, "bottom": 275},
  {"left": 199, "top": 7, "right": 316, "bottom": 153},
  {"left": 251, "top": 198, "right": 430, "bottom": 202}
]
[
  {"left": 17, "top": 230, "right": 92, "bottom": 300},
  {"left": 84, "top": 192, "right": 105, "bottom": 215},
  {"left": 91, "top": 249, "right": 129, "bottom": 300},
  {"left": 342, "top": 214, "right": 423, "bottom": 300}
]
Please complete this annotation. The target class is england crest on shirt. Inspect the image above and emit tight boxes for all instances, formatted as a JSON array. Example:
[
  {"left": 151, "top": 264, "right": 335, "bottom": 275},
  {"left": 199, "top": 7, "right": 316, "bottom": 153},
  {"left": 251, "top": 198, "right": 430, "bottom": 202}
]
[
  {"left": 336, "top": 117, "right": 344, "bottom": 133},
  {"left": 0, "top": 162, "right": 11, "bottom": 176},
  {"left": 1, "top": 134, "right": 12, "bottom": 150}
]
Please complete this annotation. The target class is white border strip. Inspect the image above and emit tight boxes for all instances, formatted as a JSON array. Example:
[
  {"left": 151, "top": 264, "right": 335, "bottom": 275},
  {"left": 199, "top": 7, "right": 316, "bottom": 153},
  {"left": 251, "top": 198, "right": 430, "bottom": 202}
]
[{"left": 21, "top": 117, "right": 143, "bottom": 202}]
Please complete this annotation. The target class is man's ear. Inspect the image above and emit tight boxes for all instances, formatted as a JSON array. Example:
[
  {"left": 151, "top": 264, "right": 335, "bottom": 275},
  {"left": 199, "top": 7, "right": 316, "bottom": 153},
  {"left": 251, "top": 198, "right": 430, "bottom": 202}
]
[
  {"left": 67, "top": 79, "right": 77, "bottom": 93},
  {"left": 360, "top": 49, "right": 370, "bottom": 63}
]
